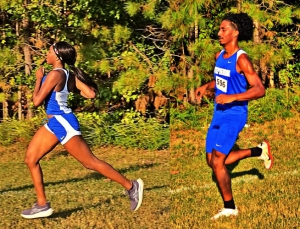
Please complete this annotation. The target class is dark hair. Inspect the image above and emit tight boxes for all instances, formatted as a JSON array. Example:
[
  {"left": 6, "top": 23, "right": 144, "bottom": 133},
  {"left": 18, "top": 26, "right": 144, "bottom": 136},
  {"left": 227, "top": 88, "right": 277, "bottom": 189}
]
[
  {"left": 222, "top": 13, "right": 254, "bottom": 41},
  {"left": 53, "top": 41, "right": 98, "bottom": 91}
]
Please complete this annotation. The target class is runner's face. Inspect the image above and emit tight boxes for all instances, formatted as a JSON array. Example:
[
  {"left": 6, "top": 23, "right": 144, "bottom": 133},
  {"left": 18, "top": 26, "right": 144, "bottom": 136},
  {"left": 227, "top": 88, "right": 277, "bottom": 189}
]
[
  {"left": 46, "top": 46, "right": 57, "bottom": 65},
  {"left": 217, "top": 20, "right": 238, "bottom": 45}
]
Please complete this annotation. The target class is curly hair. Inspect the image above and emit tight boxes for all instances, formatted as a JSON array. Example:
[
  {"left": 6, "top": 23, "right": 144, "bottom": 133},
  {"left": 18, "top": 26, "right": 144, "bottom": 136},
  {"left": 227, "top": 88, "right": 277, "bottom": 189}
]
[{"left": 223, "top": 13, "right": 254, "bottom": 41}]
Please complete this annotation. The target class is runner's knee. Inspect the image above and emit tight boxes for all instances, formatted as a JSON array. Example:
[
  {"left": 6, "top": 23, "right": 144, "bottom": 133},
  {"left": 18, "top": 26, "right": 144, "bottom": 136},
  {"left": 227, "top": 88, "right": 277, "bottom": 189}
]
[
  {"left": 211, "top": 150, "right": 226, "bottom": 170},
  {"left": 80, "top": 157, "right": 98, "bottom": 170},
  {"left": 24, "top": 151, "right": 39, "bottom": 167}
]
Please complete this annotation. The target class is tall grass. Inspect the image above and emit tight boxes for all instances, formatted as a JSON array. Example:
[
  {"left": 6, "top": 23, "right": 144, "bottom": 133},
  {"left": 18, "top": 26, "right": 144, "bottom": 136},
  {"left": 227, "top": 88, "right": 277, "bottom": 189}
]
[
  {"left": 0, "top": 119, "right": 37, "bottom": 146},
  {"left": 80, "top": 118, "right": 170, "bottom": 150},
  {"left": 0, "top": 112, "right": 169, "bottom": 150},
  {"left": 171, "top": 88, "right": 300, "bottom": 131}
]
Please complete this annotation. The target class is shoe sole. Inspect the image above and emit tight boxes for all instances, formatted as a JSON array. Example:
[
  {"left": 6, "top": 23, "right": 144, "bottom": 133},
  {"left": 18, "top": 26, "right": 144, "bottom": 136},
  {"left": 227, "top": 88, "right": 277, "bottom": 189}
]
[
  {"left": 264, "top": 140, "right": 273, "bottom": 169},
  {"left": 21, "top": 208, "right": 53, "bottom": 219},
  {"left": 133, "top": 178, "right": 144, "bottom": 211},
  {"left": 211, "top": 209, "right": 238, "bottom": 220}
]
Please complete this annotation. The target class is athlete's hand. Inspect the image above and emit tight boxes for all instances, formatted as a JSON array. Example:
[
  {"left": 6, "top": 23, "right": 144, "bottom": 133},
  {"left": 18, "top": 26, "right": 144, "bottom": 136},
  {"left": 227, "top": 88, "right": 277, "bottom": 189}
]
[
  {"left": 215, "top": 94, "right": 237, "bottom": 104},
  {"left": 195, "top": 86, "right": 207, "bottom": 104},
  {"left": 36, "top": 66, "right": 45, "bottom": 80}
]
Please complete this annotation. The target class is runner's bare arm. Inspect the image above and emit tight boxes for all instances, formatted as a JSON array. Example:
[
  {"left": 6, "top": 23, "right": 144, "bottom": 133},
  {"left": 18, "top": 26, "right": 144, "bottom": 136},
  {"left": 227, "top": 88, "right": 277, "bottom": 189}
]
[
  {"left": 33, "top": 70, "right": 59, "bottom": 107},
  {"left": 75, "top": 77, "right": 96, "bottom": 99}
]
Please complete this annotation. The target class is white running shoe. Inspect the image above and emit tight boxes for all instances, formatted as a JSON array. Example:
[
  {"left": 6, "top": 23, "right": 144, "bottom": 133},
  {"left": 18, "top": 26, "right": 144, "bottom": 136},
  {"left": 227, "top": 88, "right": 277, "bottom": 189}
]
[
  {"left": 257, "top": 141, "right": 273, "bottom": 169},
  {"left": 211, "top": 207, "right": 238, "bottom": 220}
]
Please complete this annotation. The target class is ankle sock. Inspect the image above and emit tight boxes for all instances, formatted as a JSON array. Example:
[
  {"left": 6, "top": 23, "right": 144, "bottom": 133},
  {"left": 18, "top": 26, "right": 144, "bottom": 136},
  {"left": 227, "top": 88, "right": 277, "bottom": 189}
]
[
  {"left": 224, "top": 199, "right": 235, "bottom": 209},
  {"left": 250, "top": 147, "right": 262, "bottom": 157}
]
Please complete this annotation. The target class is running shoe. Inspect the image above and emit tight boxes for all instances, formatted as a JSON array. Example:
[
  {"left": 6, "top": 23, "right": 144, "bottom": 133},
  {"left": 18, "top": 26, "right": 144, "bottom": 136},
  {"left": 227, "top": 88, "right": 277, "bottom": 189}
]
[
  {"left": 21, "top": 202, "right": 53, "bottom": 219},
  {"left": 257, "top": 140, "right": 273, "bottom": 169},
  {"left": 211, "top": 207, "right": 238, "bottom": 220},
  {"left": 127, "top": 178, "right": 144, "bottom": 211}
]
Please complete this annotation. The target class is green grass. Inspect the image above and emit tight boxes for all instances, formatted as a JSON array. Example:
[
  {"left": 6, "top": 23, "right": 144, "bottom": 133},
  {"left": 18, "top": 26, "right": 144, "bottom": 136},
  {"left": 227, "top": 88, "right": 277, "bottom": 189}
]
[
  {"left": 0, "top": 145, "right": 169, "bottom": 229},
  {"left": 170, "top": 116, "right": 300, "bottom": 228}
]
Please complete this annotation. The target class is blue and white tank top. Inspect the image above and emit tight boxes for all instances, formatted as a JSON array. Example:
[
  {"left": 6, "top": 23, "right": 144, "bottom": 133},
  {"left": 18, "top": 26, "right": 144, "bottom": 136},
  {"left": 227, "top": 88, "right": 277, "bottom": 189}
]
[
  {"left": 42, "top": 68, "right": 72, "bottom": 115},
  {"left": 214, "top": 49, "right": 248, "bottom": 113}
]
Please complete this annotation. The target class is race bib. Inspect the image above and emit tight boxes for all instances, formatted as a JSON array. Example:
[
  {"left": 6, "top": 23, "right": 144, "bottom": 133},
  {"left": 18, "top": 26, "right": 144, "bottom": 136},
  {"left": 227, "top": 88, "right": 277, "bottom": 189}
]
[{"left": 216, "top": 76, "right": 227, "bottom": 93}]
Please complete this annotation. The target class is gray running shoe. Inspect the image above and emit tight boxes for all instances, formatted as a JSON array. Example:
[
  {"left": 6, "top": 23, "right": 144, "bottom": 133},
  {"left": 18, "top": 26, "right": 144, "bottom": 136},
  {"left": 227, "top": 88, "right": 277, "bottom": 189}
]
[
  {"left": 127, "top": 178, "right": 144, "bottom": 211},
  {"left": 21, "top": 202, "right": 53, "bottom": 219}
]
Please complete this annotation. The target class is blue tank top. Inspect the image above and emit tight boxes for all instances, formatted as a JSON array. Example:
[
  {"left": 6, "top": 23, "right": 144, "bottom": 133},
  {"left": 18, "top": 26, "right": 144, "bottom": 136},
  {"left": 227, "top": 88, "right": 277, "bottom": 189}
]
[
  {"left": 42, "top": 68, "right": 72, "bottom": 115},
  {"left": 214, "top": 49, "right": 248, "bottom": 113}
]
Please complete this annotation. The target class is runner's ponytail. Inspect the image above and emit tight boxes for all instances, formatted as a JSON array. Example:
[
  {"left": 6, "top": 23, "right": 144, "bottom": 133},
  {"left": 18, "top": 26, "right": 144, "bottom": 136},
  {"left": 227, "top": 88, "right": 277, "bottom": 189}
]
[{"left": 53, "top": 41, "right": 98, "bottom": 91}]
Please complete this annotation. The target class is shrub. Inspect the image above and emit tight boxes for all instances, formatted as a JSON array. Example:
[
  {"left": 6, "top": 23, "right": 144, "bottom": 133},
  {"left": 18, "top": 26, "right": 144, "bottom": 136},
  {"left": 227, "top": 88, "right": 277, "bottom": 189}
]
[
  {"left": 171, "top": 88, "right": 300, "bottom": 129},
  {"left": 248, "top": 88, "right": 299, "bottom": 123},
  {"left": 170, "top": 99, "right": 214, "bottom": 131},
  {"left": 0, "top": 111, "right": 169, "bottom": 150},
  {"left": 0, "top": 119, "right": 37, "bottom": 146},
  {"left": 78, "top": 112, "right": 169, "bottom": 150}
]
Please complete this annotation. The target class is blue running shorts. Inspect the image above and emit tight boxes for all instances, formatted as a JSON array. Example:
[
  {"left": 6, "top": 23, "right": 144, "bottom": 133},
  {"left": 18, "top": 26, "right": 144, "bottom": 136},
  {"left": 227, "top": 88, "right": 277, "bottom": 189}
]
[
  {"left": 206, "top": 111, "right": 247, "bottom": 155},
  {"left": 44, "top": 113, "right": 81, "bottom": 145}
]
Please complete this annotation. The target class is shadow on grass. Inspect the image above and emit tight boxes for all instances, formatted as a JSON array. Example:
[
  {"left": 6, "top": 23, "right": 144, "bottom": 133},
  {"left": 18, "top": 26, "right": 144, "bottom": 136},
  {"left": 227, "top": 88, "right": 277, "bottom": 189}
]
[
  {"left": 85, "top": 163, "right": 160, "bottom": 180},
  {"left": 50, "top": 206, "right": 84, "bottom": 219},
  {"left": 45, "top": 185, "right": 169, "bottom": 219},
  {"left": 211, "top": 166, "right": 265, "bottom": 183},
  {"left": 0, "top": 163, "right": 160, "bottom": 194},
  {"left": 49, "top": 196, "right": 114, "bottom": 219}
]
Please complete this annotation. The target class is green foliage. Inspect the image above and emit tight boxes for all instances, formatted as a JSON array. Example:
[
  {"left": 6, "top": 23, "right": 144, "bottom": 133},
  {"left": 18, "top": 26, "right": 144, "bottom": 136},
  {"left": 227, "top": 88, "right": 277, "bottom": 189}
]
[
  {"left": 77, "top": 111, "right": 169, "bottom": 150},
  {"left": 1, "top": 0, "right": 300, "bottom": 151},
  {"left": 125, "top": 2, "right": 141, "bottom": 16},
  {"left": 171, "top": 89, "right": 300, "bottom": 130},
  {"left": 277, "top": 7, "right": 293, "bottom": 25},
  {"left": 248, "top": 88, "right": 300, "bottom": 123},
  {"left": 0, "top": 111, "right": 169, "bottom": 150},
  {"left": 0, "top": 47, "right": 22, "bottom": 83},
  {"left": 0, "top": 119, "right": 36, "bottom": 146},
  {"left": 170, "top": 101, "right": 214, "bottom": 131},
  {"left": 278, "top": 63, "right": 300, "bottom": 85},
  {"left": 113, "top": 25, "right": 132, "bottom": 44}
]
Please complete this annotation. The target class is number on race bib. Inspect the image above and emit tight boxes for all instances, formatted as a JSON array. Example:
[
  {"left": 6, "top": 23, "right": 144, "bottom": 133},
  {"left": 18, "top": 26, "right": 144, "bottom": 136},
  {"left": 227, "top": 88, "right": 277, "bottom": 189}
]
[{"left": 216, "top": 76, "right": 227, "bottom": 92}]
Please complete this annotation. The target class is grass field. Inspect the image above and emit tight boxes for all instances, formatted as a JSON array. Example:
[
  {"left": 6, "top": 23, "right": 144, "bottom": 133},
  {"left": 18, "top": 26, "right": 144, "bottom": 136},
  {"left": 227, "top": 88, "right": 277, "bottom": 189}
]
[
  {"left": 170, "top": 115, "right": 300, "bottom": 229},
  {"left": 0, "top": 144, "right": 169, "bottom": 229},
  {"left": 1, "top": 114, "right": 300, "bottom": 229}
]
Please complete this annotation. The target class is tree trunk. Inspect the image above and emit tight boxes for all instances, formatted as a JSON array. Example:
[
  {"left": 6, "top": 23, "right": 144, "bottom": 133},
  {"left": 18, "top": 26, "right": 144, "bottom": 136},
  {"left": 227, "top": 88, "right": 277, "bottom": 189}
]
[
  {"left": 253, "top": 20, "right": 267, "bottom": 85},
  {"left": 3, "top": 99, "right": 8, "bottom": 120},
  {"left": 189, "top": 11, "right": 198, "bottom": 104},
  {"left": 260, "top": 59, "right": 268, "bottom": 87},
  {"left": 22, "top": 1, "right": 33, "bottom": 120},
  {"left": 18, "top": 86, "right": 23, "bottom": 120},
  {"left": 253, "top": 20, "right": 260, "bottom": 44},
  {"left": 188, "top": 68, "right": 195, "bottom": 103},
  {"left": 269, "top": 66, "right": 275, "bottom": 88}
]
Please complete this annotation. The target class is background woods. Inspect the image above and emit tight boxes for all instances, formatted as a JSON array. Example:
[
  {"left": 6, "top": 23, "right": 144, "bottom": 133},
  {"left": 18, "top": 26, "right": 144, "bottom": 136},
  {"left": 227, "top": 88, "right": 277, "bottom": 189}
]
[
  {"left": 0, "top": 0, "right": 171, "bottom": 122},
  {"left": 0, "top": 0, "right": 299, "bottom": 148}
]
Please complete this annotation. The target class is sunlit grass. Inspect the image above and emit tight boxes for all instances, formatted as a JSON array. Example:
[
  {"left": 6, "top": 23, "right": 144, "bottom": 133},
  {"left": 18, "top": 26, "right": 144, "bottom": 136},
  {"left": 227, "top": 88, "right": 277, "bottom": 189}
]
[
  {"left": 170, "top": 115, "right": 300, "bottom": 228},
  {"left": 0, "top": 145, "right": 169, "bottom": 229}
]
